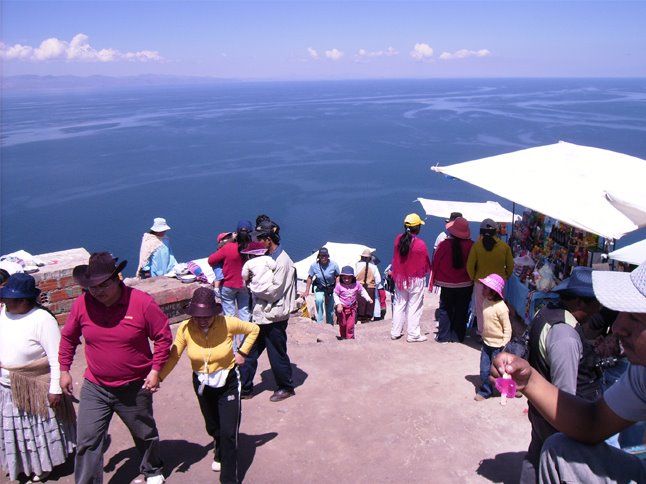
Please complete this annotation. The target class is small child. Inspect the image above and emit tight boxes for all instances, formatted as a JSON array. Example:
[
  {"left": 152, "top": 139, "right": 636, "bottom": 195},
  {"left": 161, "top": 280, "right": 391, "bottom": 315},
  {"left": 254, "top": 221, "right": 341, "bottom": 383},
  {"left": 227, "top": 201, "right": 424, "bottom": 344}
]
[
  {"left": 333, "top": 266, "right": 373, "bottom": 340},
  {"left": 212, "top": 231, "right": 236, "bottom": 297},
  {"left": 241, "top": 241, "right": 277, "bottom": 308},
  {"left": 475, "top": 274, "right": 511, "bottom": 401}
]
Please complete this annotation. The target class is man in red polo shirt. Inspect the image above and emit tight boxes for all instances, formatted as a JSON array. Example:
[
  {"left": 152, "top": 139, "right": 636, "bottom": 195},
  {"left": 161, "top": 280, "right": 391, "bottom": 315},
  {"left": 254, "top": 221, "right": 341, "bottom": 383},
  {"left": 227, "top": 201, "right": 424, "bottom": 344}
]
[{"left": 59, "top": 252, "right": 172, "bottom": 484}]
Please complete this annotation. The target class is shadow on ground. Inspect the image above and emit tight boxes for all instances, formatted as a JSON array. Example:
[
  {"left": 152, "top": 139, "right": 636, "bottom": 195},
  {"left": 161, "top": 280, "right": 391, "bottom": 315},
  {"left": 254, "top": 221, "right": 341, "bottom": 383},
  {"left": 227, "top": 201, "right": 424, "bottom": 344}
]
[
  {"left": 101, "top": 433, "right": 278, "bottom": 483},
  {"left": 249, "top": 363, "right": 308, "bottom": 398},
  {"left": 105, "top": 439, "right": 210, "bottom": 483},
  {"left": 476, "top": 451, "right": 525, "bottom": 483}
]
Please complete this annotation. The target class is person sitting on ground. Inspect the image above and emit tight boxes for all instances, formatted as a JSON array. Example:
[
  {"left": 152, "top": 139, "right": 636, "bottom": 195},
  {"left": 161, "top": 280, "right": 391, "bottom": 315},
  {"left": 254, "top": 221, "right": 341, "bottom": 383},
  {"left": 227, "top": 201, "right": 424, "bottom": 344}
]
[
  {"left": 241, "top": 241, "right": 277, "bottom": 309},
  {"left": 333, "top": 266, "right": 373, "bottom": 340},
  {"left": 474, "top": 274, "right": 511, "bottom": 401},
  {"left": 302, "top": 247, "right": 340, "bottom": 325},
  {"left": 0, "top": 274, "right": 76, "bottom": 482},
  {"left": 159, "top": 286, "right": 259, "bottom": 482},
  {"left": 355, "top": 249, "right": 381, "bottom": 322},
  {"left": 137, "top": 217, "right": 178, "bottom": 278},
  {"left": 491, "top": 261, "right": 646, "bottom": 484}
]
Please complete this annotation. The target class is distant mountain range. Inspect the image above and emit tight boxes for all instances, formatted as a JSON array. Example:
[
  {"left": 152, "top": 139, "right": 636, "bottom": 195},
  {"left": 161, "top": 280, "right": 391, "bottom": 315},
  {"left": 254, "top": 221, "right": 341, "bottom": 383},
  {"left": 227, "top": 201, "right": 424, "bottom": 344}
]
[{"left": 2, "top": 74, "right": 244, "bottom": 91}]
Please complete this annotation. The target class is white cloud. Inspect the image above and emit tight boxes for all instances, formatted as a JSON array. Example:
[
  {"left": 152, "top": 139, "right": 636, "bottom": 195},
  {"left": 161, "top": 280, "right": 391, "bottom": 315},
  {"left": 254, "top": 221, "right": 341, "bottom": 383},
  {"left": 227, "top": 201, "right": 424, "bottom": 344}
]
[
  {"left": 439, "top": 49, "right": 491, "bottom": 60},
  {"left": 410, "top": 43, "right": 434, "bottom": 60},
  {"left": 325, "top": 48, "right": 344, "bottom": 61},
  {"left": 0, "top": 33, "right": 163, "bottom": 62},
  {"left": 355, "top": 46, "right": 399, "bottom": 61},
  {"left": 307, "top": 47, "right": 319, "bottom": 60}
]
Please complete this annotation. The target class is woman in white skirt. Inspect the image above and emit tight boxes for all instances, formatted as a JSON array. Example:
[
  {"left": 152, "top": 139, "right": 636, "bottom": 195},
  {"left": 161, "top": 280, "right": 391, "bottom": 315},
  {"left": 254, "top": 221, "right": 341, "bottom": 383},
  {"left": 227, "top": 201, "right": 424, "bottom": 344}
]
[{"left": 0, "top": 273, "right": 76, "bottom": 481}]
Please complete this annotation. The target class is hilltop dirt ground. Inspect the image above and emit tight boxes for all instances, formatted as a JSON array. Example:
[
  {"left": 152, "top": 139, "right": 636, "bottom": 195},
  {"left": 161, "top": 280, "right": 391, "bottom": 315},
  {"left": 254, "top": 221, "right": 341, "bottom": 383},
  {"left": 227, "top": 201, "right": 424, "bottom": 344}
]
[{"left": 6, "top": 292, "right": 531, "bottom": 484}]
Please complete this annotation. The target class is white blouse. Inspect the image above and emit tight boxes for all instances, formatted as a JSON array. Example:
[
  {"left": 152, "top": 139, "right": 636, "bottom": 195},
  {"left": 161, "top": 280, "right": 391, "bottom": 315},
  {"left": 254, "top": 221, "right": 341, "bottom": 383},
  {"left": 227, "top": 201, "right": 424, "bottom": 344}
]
[{"left": 0, "top": 306, "right": 62, "bottom": 394}]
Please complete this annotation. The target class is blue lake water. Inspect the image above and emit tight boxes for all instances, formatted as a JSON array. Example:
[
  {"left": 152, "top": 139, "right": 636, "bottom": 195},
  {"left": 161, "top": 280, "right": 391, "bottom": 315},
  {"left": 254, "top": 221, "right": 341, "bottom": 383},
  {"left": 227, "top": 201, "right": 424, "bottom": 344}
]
[{"left": 2, "top": 78, "right": 646, "bottom": 275}]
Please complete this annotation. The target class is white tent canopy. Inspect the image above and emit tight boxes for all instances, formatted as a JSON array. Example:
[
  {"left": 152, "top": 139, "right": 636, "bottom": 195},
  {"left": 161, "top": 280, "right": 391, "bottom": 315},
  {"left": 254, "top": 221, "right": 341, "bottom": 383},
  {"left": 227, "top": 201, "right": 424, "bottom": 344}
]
[
  {"left": 416, "top": 198, "right": 521, "bottom": 223},
  {"left": 431, "top": 141, "right": 646, "bottom": 240},
  {"left": 608, "top": 239, "right": 646, "bottom": 266},
  {"left": 605, "top": 191, "right": 646, "bottom": 229},
  {"left": 294, "top": 241, "right": 376, "bottom": 281}
]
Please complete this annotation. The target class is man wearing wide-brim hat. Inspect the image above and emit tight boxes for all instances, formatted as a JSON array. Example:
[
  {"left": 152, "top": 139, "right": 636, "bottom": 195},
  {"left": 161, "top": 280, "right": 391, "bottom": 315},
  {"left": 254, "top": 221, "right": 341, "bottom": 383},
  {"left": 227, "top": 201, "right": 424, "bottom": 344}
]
[
  {"left": 520, "top": 266, "right": 604, "bottom": 483},
  {"left": 58, "top": 252, "right": 172, "bottom": 484}
]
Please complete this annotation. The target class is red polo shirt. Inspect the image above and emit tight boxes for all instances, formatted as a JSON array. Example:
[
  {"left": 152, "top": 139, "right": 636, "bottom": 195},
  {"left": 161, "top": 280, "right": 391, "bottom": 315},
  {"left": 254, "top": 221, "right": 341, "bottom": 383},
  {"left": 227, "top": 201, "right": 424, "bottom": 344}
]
[
  {"left": 59, "top": 284, "right": 172, "bottom": 388},
  {"left": 207, "top": 241, "right": 245, "bottom": 288}
]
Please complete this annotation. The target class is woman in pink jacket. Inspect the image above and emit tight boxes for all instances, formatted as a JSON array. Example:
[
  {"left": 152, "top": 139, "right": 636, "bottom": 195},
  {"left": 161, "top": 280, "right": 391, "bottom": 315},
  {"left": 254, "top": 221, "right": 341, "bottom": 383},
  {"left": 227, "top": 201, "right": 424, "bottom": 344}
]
[{"left": 390, "top": 213, "right": 432, "bottom": 343}]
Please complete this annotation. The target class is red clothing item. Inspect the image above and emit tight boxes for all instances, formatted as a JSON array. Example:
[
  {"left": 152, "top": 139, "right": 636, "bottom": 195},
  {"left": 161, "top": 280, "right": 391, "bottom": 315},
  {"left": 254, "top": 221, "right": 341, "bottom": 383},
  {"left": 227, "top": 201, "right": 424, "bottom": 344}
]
[
  {"left": 207, "top": 241, "right": 245, "bottom": 288},
  {"left": 431, "top": 237, "right": 474, "bottom": 288},
  {"left": 59, "top": 284, "right": 172, "bottom": 388},
  {"left": 391, "top": 233, "right": 431, "bottom": 289}
]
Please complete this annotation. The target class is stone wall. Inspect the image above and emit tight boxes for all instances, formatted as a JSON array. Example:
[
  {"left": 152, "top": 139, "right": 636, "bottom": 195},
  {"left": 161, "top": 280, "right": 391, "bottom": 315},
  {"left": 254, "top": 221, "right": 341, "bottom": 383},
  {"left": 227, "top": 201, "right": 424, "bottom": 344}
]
[{"left": 30, "top": 248, "right": 198, "bottom": 325}]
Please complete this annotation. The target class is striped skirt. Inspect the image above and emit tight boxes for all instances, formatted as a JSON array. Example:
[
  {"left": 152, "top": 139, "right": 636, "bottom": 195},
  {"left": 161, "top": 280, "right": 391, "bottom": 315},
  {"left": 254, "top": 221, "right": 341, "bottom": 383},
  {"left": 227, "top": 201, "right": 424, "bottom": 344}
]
[{"left": 0, "top": 384, "right": 76, "bottom": 480}]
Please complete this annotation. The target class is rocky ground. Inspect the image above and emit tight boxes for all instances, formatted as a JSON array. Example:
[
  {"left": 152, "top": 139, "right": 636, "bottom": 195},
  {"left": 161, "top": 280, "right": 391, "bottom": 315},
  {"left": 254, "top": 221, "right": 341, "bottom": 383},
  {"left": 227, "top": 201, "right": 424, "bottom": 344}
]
[{"left": 8, "top": 292, "right": 532, "bottom": 484}]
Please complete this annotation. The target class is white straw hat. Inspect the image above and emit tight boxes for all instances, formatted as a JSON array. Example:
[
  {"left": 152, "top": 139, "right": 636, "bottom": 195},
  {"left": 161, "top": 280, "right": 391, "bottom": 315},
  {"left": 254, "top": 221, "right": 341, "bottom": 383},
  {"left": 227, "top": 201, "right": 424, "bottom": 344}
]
[
  {"left": 150, "top": 217, "right": 171, "bottom": 232},
  {"left": 592, "top": 261, "right": 646, "bottom": 313}
]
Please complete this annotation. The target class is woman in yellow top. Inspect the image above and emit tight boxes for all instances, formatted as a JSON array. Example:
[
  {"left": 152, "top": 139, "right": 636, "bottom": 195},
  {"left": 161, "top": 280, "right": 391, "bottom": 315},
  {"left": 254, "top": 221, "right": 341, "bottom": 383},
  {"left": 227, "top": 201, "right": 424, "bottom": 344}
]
[
  {"left": 159, "top": 286, "right": 259, "bottom": 484},
  {"left": 466, "top": 218, "right": 514, "bottom": 336}
]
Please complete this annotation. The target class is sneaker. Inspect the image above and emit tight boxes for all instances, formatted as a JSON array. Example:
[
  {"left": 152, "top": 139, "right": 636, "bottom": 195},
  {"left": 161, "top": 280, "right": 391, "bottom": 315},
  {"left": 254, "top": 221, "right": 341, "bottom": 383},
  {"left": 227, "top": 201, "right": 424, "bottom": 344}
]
[
  {"left": 32, "top": 472, "right": 50, "bottom": 482},
  {"left": 406, "top": 335, "right": 428, "bottom": 343},
  {"left": 390, "top": 334, "right": 403, "bottom": 340},
  {"left": 211, "top": 460, "right": 221, "bottom": 472},
  {"left": 474, "top": 394, "right": 487, "bottom": 402},
  {"left": 146, "top": 475, "right": 165, "bottom": 484}
]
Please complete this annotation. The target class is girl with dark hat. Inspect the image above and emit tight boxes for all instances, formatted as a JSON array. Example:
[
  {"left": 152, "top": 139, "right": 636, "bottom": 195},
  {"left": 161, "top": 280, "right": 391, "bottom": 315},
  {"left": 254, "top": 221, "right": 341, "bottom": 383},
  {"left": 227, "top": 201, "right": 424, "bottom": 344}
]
[
  {"left": 390, "top": 213, "right": 432, "bottom": 342},
  {"left": 159, "top": 286, "right": 259, "bottom": 482},
  {"left": 0, "top": 274, "right": 76, "bottom": 482},
  {"left": 431, "top": 217, "right": 475, "bottom": 343},
  {"left": 333, "top": 266, "right": 373, "bottom": 340}
]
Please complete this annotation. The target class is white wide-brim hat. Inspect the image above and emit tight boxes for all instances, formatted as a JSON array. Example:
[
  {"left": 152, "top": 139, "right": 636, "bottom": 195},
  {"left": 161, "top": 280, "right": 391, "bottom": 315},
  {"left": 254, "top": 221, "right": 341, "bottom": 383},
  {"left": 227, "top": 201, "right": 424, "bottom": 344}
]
[
  {"left": 592, "top": 261, "right": 646, "bottom": 313},
  {"left": 150, "top": 217, "right": 171, "bottom": 232}
]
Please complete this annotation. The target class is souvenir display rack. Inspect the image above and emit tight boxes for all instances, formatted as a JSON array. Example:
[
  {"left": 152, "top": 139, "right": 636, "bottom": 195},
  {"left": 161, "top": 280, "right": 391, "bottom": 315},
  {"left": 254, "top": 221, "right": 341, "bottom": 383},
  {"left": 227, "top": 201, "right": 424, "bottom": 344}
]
[{"left": 506, "top": 209, "right": 610, "bottom": 323}]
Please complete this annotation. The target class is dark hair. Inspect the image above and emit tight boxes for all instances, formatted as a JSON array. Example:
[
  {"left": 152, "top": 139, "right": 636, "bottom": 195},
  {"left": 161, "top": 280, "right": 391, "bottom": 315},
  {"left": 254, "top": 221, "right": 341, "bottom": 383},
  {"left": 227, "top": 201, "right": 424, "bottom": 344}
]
[
  {"left": 237, "top": 229, "right": 251, "bottom": 254},
  {"left": 258, "top": 221, "right": 281, "bottom": 245},
  {"left": 480, "top": 228, "right": 497, "bottom": 251},
  {"left": 450, "top": 237, "right": 465, "bottom": 269},
  {"left": 0, "top": 269, "right": 10, "bottom": 286},
  {"left": 255, "top": 214, "right": 271, "bottom": 228},
  {"left": 398, "top": 224, "right": 420, "bottom": 257},
  {"left": 488, "top": 290, "right": 503, "bottom": 302}
]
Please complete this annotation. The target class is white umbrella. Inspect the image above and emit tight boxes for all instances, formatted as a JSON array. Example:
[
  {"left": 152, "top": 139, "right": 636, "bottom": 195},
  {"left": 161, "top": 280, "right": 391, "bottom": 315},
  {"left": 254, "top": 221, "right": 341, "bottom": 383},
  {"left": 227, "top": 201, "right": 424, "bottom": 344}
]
[
  {"left": 608, "top": 239, "right": 646, "bottom": 266},
  {"left": 416, "top": 198, "right": 521, "bottom": 223},
  {"left": 431, "top": 141, "right": 646, "bottom": 240}
]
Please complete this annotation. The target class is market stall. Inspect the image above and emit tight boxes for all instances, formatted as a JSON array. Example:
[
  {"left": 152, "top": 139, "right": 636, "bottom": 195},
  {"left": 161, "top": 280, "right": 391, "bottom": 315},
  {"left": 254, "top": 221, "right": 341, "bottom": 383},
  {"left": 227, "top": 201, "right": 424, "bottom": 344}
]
[{"left": 431, "top": 141, "right": 646, "bottom": 322}]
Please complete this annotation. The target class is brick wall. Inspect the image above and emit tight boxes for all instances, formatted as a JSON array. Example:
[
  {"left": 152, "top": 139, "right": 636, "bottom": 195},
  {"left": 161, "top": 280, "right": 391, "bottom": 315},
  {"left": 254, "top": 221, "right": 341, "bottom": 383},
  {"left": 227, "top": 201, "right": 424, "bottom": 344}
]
[{"left": 30, "top": 248, "right": 199, "bottom": 325}]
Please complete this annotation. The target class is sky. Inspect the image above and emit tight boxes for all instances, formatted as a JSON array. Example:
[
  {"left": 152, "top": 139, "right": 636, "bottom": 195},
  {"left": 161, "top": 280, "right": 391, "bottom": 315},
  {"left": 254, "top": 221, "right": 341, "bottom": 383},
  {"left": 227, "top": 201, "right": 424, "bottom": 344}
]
[{"left": 2, "top": 0, "right": 646, "bottom": 80}]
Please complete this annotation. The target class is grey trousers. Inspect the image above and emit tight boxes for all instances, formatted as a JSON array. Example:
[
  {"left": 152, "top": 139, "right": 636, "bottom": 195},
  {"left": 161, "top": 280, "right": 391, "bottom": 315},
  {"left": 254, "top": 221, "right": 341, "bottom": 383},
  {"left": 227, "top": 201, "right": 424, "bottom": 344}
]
[
  {"left": 539, "top": 433, "right": 646, "bottom": 484},
  {"left": 75, "top": 379, "right": 164, "bottom": 484}
]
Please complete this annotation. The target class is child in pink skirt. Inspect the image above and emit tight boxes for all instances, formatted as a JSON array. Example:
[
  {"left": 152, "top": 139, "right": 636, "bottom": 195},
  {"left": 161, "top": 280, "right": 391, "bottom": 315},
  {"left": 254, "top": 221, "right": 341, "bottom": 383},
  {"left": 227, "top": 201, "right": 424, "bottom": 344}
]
[{"left": 333, "top": 266, "right": 372, "bottom": 339}]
